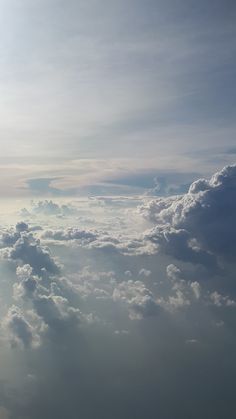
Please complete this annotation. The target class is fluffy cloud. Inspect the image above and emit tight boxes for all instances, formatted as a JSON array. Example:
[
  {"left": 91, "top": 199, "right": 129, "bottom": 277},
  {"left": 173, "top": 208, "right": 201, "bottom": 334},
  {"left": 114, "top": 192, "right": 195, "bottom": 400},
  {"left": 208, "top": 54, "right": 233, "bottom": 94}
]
[
  {"left": 209, "top": 291, "right": 236, "bottom": 307},
  {"left": 0, "top": 222, "right": 28, "bottom": 248},
  {"left": 4, "top": 259, "right": 84, "bottom": 349},
  {"left": 1, "top": 225, "right": 59, "bottom": 275},
  {"left": 0, "top": 167, "right": 236, "bottom": 419},
  {"left": 20, "top": 200, "right": 77, "bottom": 218},
  {"left": 42, "top": 228, "right": 98, "bottom": 243},
  {"left": 139, "top": 268, "right": 151, "bottom": 277},
  {"left": 42, "top": 226, "right": 156, "bottom": 256},
  {"left": 3, "top": 306, "right": 38, "bottom": 348},
  {"left": 140, "top": 165, "right": 236, "bottom": 267},
  {"left": 0, "top": 225, "right": 86, "bottom": 347},
  {"left": 113, "top": 280, "right": 160, "bottom": 319}
]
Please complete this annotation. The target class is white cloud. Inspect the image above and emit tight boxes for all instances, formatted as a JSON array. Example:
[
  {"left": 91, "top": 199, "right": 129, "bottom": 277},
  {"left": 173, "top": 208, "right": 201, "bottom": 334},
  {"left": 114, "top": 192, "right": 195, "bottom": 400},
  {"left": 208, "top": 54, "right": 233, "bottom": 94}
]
[
  {"left": 1, "top": 225, "right": 60, "bottom": 275},
  {"left": 139, "top": 268, "right": 151, "bottom": 277},
  {"left": 0, "top": 174, "right": 235, "bottom": 419},
  {"left": 140, "top": 165, "right": 236, "bottom": 267},
  {"left": 42, "top": 225, "right": 156, "bottom": 256},
  {"left": 28, "top": 200, "right": 77, "bottom": 217},
  {"left": 113, "top": 280, "right": 160, "bottom": 319},
  {"left": 190, "top": 282, "right": 201, "bottom": 300},
  {"left": 209, "top": 291, "right": 236, "bottom": 307},
  {"left": 3, "top": 305, "right": 39, "bottom": 349},
  {"left": 42, "top": 228, "right": 98, "bottom": 243}
]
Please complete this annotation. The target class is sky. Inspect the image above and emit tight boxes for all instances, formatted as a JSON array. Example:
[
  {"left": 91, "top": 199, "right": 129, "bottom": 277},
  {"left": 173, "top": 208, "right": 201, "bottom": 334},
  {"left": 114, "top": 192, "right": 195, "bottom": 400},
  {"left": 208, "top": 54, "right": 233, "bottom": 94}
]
[
  {"left": 0, "top": 0, "right": 235, "bottom": 196},
  {"left": 0, "top": 1, "right": 236, "bottom": 419}
]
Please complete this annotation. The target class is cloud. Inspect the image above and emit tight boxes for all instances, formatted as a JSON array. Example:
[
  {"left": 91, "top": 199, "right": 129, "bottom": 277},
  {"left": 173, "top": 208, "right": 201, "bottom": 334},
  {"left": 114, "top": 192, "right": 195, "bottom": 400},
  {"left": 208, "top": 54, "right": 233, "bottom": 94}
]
[
  {"left": 42, "top": 228, "right": 98, "bottom": 243},
  {"left": 13, "top": 264, "right": 39, "bottom": 300},
  {"left": 22, "top": 200, "right": 78, "bottom": 217},
  {"left": 0, "top": 184, "right": 235, "bottom": 419},
  {"left": 1, "top": 224, "right": 60, "bottom": 275},
  {"left": 209, "top": 291, "right": 236, "bottom": 307},
  {"left": 2, "top": 223, "right": 59, "bottom": 274},
  {"left": 3, "top": 306, "right": 37, "bottom": 349},
  {"left": 190, "top": 281, "right": 201, "bottom": 300},
  {"left": 139, "top": 268, "right": 151, "bottom": 277},
  {"left": 42, "top": 226, "right": 156, "bottom": 256},
  {"left": 0, "top": 167, "right": 236, "bottom": 419},
  {"left": 32, "top": 294, "right": 82, "bottom": 337},
  {"left": 10, "top": 235, "right": 59, "bottom": 276},
  {"left": 113, "top": 280, "right": 160, "bottom": 319},
  {"left": 0, "top": 0, "right": 236, "bottom": 415},
  {"left": 14, "top": 261, "right": 84, "bottom": 334},
  {"left": 4, "top": 258, "right": 84, "bottom": 349},
  {"left": 140, "top": 165, "right": 236, "bottom": 267}
]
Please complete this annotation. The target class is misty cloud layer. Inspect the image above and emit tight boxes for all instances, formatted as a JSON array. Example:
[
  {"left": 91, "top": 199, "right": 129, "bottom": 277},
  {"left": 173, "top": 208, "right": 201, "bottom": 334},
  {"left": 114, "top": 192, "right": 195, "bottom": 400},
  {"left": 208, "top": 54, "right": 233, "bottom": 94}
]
[{"left": 0, "top": 165, "right": 235, "bottom": 418}]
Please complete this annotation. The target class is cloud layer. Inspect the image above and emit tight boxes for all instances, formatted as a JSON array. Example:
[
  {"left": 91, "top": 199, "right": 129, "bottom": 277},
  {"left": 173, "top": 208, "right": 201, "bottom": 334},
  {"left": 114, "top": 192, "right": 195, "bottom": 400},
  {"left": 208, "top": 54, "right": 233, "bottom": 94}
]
[{"left": 0, "top": 165, "right": 235, "bottom": 418}]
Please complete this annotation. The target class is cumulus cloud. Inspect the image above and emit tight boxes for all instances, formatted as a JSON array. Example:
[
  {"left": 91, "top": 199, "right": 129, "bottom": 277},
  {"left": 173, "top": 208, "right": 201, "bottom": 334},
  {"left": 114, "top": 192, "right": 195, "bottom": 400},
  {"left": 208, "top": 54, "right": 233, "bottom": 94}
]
[
  {"left": 1, "top": 224, "right": 59, "bottom": 275},
  {"left": 20, "top": 200, "right": 77, "bottom": 218},
  {"left": 113, "top": 280, "right": 160, "bottom": 319},
  {"left": 13, "top": 264, "right": 38, "bottom": 300},
  {"left": 209, "top": 291, "right": 236, "bottom": 307},
  {"left": 0, "top": 166, "right": 236, "bottom": 419},
  {"left": 0, "top": 225, "right": 88, "bottom": 346},
  {"left": 153, "top": 264, "right": 206, "bottom": 312},
  {"left": 3, "top": 259, "right": 85, "bottom": 350},
  {"left": 140, "top": 165, "right": 236, "bottom": 267},
  {"left": 190, "top": 281, "right": 201, "bottom": 300},
  {"left": 42, "top": 226, "right": 156, "bottom": 256},
  {"left": 139, "top": 268, "right": 151, "bottom": 277},
  {"left": 42, "top": 228, "right": 98, "bottom": 243},
  {"left": 3, "top": 306, "right": 38, "bottom": 348},
  {"left": 32, "top": 294, "right": 82, "bottom": 336}
]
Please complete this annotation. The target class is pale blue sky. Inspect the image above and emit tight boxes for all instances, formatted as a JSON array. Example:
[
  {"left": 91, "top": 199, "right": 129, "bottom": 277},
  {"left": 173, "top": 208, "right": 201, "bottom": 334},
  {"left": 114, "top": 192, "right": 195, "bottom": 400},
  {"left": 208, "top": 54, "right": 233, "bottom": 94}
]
[{"left": 0, "top": 0, "right": 235, "bottom": 195}]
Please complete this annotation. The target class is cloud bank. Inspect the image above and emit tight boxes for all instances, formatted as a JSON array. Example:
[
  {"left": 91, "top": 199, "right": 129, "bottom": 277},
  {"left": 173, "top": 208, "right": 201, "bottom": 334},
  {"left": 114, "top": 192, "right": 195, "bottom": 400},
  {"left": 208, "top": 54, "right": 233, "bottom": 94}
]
[{"left": 0, "top": 165, "right": 235, "bottom": 418}]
